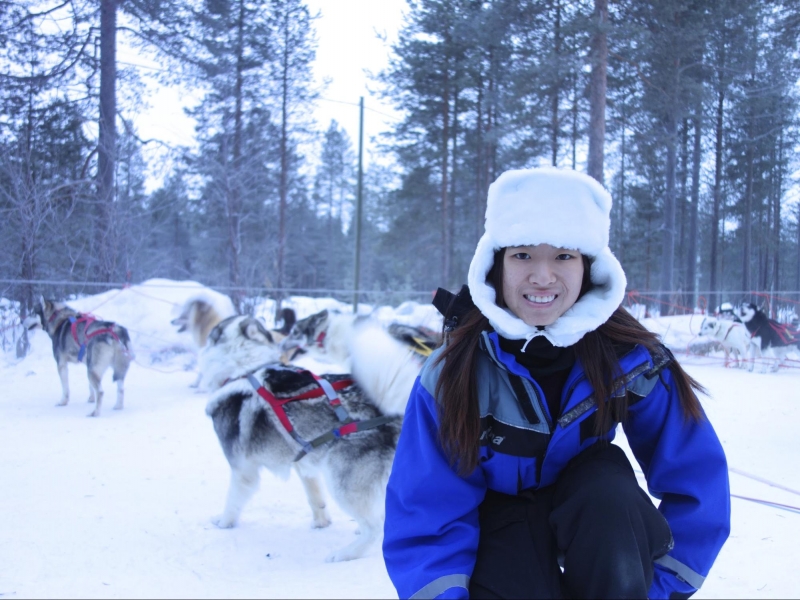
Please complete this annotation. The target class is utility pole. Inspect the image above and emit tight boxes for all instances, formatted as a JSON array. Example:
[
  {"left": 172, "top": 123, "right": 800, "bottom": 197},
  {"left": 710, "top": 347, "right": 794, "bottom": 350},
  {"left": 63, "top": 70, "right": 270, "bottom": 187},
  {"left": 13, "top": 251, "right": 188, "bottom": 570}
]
[{"left": 352, "top": 97, "right": 365, "bottom": 314}]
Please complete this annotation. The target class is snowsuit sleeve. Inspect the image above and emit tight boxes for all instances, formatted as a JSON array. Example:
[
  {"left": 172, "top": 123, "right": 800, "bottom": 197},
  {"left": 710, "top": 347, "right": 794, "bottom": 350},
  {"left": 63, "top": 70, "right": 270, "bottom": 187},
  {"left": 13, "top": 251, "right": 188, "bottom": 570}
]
[
  {"left": 624, "top": 365, "right": 731, "bottom": 599},
  {"left": 383, "top": 376, "right": 487, "bottom": 599}
]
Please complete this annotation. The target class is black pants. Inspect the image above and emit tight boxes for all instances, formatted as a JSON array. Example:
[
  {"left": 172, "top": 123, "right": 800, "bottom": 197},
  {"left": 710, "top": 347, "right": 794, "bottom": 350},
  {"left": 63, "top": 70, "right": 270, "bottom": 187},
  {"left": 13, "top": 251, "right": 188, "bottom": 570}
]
[{"left": 469, "top": 443, "right": 673, "bottom": 599}]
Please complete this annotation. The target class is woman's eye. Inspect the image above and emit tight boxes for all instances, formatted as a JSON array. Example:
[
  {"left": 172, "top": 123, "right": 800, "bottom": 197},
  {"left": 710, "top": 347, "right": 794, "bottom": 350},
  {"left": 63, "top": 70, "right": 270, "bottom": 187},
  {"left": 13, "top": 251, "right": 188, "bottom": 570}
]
[
  {"left": 556, "top": 253, "right": 575, "bottom": 260},
  {"left": 513, "top": 252, "right": 530, "bottom": 260}
]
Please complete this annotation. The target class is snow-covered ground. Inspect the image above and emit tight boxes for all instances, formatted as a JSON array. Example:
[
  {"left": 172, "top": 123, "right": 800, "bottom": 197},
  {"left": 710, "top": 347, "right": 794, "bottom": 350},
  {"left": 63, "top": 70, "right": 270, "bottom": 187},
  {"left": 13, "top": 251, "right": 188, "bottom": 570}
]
[{"left": 0, "top": 281, "right": 798, "bottom": 598}]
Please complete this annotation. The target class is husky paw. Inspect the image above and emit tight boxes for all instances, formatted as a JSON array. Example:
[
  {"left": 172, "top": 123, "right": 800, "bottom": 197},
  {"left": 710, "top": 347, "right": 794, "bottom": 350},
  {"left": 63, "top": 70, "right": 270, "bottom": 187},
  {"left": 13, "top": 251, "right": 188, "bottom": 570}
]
[
  {"left": 325, "top": 547, "right": 364, "bottom": 563},
  {"left": 87, "top": 397, "right": 95, "bottom": 403},
  {"left": 212, "top": 515, "right": 237, "bottom": 529},
  {"left": 113, "top": 403, "right": 124, "bottom": 410},
  {"left": 87, "top": 410, "right": 100, "bottom": 417},
  {"left": 56, "top": 399, "right": 69, "bottom": 407},
  {"left": 312, "top": 514, "right": 332, "bottom": 529}
]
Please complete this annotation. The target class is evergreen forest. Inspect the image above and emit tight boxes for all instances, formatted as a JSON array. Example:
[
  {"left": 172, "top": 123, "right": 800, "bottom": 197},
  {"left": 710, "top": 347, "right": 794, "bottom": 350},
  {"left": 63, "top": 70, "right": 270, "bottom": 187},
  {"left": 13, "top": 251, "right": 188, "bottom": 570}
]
[{"left": 2, "top": 0, "right": 800, "bottom": 315}]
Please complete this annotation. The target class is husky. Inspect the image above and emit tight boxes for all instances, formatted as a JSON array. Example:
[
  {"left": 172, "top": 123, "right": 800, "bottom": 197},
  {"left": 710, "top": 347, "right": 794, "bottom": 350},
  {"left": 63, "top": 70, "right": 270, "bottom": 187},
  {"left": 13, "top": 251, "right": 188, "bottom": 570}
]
[
  {"left": 699, "top": 317, "right": 758, "bottom": 370},
  {"left": 205, "top": 315, "right": 418, "bottom": 561},
  {"left": 738, "top": 302, "right": 800, "bottom": 372},
  {"left": 282, "top": 309, "right": 441, "bottom": 366},
  {"left": 171, "top": 296, "right": 231, "bottom": 349},
  {"left": 197, "top": 315, "right": 283, "bottom": 391},
  {"left": 24, "top": 299, "right": 133, "bottom": 417},
  {"left": 172, "top": 297, "right": 296, "bottom": 385},
  {"left": 280, "top": 309, "right": 357, "bottom": 366}
]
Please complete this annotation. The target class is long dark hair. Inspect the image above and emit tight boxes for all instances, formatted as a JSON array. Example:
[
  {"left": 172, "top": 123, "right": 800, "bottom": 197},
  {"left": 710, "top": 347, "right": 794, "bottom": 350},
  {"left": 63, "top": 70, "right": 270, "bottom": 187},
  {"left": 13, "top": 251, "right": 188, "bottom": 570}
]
[{"left": 435, "top": 249, "right": 706, "bottom": 475}]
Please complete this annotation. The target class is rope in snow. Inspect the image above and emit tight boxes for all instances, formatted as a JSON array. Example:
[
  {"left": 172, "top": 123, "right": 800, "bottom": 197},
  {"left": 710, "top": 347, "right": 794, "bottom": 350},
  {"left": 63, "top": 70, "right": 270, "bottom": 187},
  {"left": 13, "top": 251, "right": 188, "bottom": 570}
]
[
  {"left": 633, "top": 469, "right": 800, "bottom": 516},
  {"left": 126, "top": 287, "right": 182, "bottom": 307},
  {"left": 730, "top": 494, "right": 800, "bottom": 515},
  {"left": 729, "top": 468, "right": 800, "bottom": 498}
]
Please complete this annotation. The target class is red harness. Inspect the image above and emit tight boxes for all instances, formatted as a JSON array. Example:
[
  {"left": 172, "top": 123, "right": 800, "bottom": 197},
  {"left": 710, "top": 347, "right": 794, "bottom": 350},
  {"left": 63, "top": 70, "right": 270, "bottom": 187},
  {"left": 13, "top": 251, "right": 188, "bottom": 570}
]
[
  {"left": 50, "top": 310, "right": 120, "bottom": 361},
  {"left": 241, "top": 366, "right": 393, "bottom": 461}
]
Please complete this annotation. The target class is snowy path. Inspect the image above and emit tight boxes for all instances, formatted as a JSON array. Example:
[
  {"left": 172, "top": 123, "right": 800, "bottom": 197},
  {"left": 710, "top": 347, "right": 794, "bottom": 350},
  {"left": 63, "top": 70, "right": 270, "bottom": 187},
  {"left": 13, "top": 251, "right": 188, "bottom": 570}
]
[{"left": 1, "top": 301, "right": 799, "bottom": 597}]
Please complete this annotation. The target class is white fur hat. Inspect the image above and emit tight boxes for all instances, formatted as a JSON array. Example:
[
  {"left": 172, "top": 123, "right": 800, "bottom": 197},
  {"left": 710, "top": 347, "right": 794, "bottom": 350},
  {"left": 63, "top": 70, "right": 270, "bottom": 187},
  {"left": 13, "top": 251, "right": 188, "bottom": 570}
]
[{"left": 467, "top": 167, "right": 627, "bottom": 347}]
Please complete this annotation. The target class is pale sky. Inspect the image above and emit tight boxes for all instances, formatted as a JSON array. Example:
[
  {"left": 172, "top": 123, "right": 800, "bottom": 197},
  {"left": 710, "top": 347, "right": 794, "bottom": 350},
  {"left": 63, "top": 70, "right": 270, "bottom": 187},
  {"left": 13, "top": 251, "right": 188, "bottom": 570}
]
[{"left": 127, "top": 0, "right": 408, "bottom": 191}]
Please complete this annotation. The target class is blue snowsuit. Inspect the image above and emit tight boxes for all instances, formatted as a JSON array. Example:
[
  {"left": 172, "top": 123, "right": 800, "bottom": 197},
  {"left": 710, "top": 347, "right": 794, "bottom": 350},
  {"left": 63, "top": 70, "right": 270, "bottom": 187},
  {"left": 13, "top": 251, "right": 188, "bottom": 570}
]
[{"left": 383, "top": 330, "right": 730, "bottom": 599}]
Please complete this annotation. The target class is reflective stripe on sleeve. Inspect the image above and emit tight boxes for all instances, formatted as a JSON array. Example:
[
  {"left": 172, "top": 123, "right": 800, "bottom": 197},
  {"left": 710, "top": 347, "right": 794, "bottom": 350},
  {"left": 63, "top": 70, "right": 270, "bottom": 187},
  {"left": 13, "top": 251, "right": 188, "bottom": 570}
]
[
  {"left": 409, "top": 574, "right": 470, "bottom": 600},
  {"left": 655, "top": 554, "right": 706, "bottom": 590}
]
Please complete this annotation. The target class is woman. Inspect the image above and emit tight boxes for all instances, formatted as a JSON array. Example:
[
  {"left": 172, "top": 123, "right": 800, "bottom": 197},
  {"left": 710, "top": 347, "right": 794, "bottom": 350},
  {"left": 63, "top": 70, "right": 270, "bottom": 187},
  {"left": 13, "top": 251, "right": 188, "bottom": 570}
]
[{"left": 383, "top": 167, "right": 730, "bottom": 599}]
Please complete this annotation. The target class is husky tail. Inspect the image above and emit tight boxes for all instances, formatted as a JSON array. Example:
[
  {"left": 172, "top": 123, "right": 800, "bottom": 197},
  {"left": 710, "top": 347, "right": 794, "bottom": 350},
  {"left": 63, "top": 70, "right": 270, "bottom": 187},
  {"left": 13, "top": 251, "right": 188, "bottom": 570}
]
[{"left": 112, "top": 325, "right": 134, "bottom": 377}]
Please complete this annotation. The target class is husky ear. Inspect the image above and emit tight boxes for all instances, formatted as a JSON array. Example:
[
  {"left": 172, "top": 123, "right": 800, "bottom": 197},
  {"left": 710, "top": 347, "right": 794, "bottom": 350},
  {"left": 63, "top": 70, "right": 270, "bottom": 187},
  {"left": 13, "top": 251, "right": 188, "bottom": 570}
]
[{"left": 243, "top": 319, "right": 274, "bottom": 344}]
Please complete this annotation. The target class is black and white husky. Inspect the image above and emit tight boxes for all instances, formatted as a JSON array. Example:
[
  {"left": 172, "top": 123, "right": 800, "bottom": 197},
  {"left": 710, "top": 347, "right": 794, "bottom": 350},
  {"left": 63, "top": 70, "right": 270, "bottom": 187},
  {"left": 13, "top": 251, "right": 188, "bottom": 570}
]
[
  {"left": 204, "top": 315, "right": 418, "bottom": 561},
  {"left": 739, "top": 302, "right": 800, "bottom": 372},
  {"left": 699, "top": 317, "right": 758, "bottom": 370},
  {"left": 24, "top": 299, "right": 133, "bottom": 417}
]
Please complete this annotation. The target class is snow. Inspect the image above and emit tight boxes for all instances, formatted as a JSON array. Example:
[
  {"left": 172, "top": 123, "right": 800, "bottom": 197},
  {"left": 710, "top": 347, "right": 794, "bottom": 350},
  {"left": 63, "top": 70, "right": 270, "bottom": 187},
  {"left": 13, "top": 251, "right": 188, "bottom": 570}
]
[{"left": 1, "top": 280, "right": 799, "bottom": 598}]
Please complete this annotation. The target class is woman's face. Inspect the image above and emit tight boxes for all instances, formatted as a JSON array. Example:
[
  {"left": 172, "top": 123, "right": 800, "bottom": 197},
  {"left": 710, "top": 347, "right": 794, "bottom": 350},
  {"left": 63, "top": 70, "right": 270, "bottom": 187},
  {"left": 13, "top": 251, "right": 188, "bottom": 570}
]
[{"left": 501, "top": 244, "right": 585, "bottom": 327}]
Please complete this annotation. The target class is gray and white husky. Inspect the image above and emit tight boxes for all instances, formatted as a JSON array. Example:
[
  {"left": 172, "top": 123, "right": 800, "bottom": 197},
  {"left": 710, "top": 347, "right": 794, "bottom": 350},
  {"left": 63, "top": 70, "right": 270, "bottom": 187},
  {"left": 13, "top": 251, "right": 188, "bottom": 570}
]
[
  {"left": 24, "top": 298, "right": 133, "bottom": 417},
  {"left": 204, "top": 315, "right": 416, "bottom": 561}
]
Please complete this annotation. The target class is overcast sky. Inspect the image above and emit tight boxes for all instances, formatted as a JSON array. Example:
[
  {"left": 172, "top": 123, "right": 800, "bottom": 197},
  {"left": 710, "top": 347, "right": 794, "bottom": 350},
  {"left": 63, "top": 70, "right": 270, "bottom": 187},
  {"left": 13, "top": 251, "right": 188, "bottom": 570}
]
[{"left": 127, "top": 0, "right": 408, "bottom": 191}]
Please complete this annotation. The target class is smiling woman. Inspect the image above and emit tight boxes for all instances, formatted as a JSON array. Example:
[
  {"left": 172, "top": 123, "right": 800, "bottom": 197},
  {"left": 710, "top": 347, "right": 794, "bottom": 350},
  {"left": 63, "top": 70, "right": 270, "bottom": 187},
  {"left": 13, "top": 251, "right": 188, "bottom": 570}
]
[
  {"left": 382, "top": 167, "right": 731, "bottom": 600},
  {"left": 500, "top": 244, "right": 585, "bottom": 328}
]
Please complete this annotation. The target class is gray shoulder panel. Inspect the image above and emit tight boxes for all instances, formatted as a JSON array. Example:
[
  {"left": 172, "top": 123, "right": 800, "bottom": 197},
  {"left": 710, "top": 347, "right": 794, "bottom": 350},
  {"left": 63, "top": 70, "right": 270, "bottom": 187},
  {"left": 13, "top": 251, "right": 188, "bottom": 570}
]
[
  {"left": 410, "top": 574, "right": 470, "bottom": 600},
  {"left": 655, "top": 554, "right": 706, "bottom": 590},
  {"left": 419, "top": 345, "right": 447, "bottom": 398}
]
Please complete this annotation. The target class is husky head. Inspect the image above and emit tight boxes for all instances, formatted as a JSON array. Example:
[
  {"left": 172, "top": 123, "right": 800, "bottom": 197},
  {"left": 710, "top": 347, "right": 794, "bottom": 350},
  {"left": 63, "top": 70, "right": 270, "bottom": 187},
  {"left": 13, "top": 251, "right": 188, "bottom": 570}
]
[
  {"left": 280, "top": 309, "right": 331, "bottom": 354},
  {"left": 199, "top": 315, "right": 281, "bottom": 391},
  {"left": 699, "top": 317, "right": 722, "bottom": 338},
  {"left": 208, "top": 315, "right": 275, "bottom": 348},
  {"left": 172, "top": 297, "right": 228, "bottom": 348},
  {"left": 739, "top": 302, "right": 759, "bottom": 324},
  {"left": 29, "top": 298, "right": 71, "bottom": 336}
]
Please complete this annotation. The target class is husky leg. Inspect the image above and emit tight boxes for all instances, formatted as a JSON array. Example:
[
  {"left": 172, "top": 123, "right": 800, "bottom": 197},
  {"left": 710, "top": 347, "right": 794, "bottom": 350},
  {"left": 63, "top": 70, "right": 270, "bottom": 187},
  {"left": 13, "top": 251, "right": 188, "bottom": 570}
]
[
  {"left": 294, "top": 463, "right": 332, "bottom": 529},
  {"left": 325, "top": 505, "right": 383, "bottom": 563},
  {"left": 87, "top": 366, "right": 104, "bottom": 417},
  {"left": 112, "top": 345, "right": 130, "bottom": 410},
  {"left": 324, "top": 469, "right": 386, "bottom": 562},
  {"left": 56, "top": 360, "right": 70, "bottom": 406},
  {"left": 213, "top": 461, "right": 261, "bottom": 528}
]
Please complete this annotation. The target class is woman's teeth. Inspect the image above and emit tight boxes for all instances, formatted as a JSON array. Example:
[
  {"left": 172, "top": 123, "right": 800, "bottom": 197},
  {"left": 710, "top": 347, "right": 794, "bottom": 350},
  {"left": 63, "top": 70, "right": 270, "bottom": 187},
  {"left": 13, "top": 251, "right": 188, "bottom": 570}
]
[{"left": 525, "top": 294, "right": 556, "bottom": 304}]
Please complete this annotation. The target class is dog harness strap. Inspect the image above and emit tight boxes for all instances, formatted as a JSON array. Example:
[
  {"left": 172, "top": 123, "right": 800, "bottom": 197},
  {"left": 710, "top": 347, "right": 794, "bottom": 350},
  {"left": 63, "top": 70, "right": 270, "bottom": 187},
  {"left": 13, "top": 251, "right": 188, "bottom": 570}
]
[
  {"left": 68, "top": 315, "right": 121, "bottom": 362},
  {"left": 410, "top": 336, "right": 434, "bottom": 357},
  {"left": 723, "top": 322, "right": 737, "bottom": 342},
  {"left": 247, "top": 374, "right": 296, "bottom": 432},
  {"left": 307, "top": 371, "right": 352, "bottom": 422},
  {"left": 294, "top": 415, "right": 395, "bottom": 462}
]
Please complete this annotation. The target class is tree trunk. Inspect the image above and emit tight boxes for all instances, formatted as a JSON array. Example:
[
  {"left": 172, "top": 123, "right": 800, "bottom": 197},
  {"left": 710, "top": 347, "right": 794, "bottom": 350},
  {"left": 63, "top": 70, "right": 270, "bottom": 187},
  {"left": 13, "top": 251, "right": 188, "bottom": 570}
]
[
  {"left": 277, "top": 11, "right": 290, "bottom": 305},
  {"left": 97, "top": 0, "right": 118, "bottom": 283},
  {"left": 742, "top": 142, "right": 753, "bottom": 292},
  {"left": 617, "top": 95, "right": 627, "bottom": 266},
  {"left": 228, "top": 0, "right": 245, "bottom": 310},
  {"left": 661, "top": 111, "right": 678, "bottom": 298},
  {"left": 587, "top": 0, "right": 607, "bottom": 184},
  {"left": 441, "top": 56, "right": 451, "bottom": 286},
  {"left": 550, "top": 0, "right": 561, "bottom": 166},
  {"left": 772, "top": 130, "right": 783, "bottom": 292},
  {"left": 710, "top": 76, "right": 725, "bottom": 310},
  {"left": 687, "top": 115, "right": 701, "bottom": 309}
]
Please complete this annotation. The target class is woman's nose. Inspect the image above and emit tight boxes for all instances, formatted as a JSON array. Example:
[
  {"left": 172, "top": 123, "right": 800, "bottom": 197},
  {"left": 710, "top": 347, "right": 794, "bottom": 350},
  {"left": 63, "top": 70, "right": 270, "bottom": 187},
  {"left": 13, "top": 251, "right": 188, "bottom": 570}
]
[{"left": 527, "top": 261, "right": 556, "bottom": 285}]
